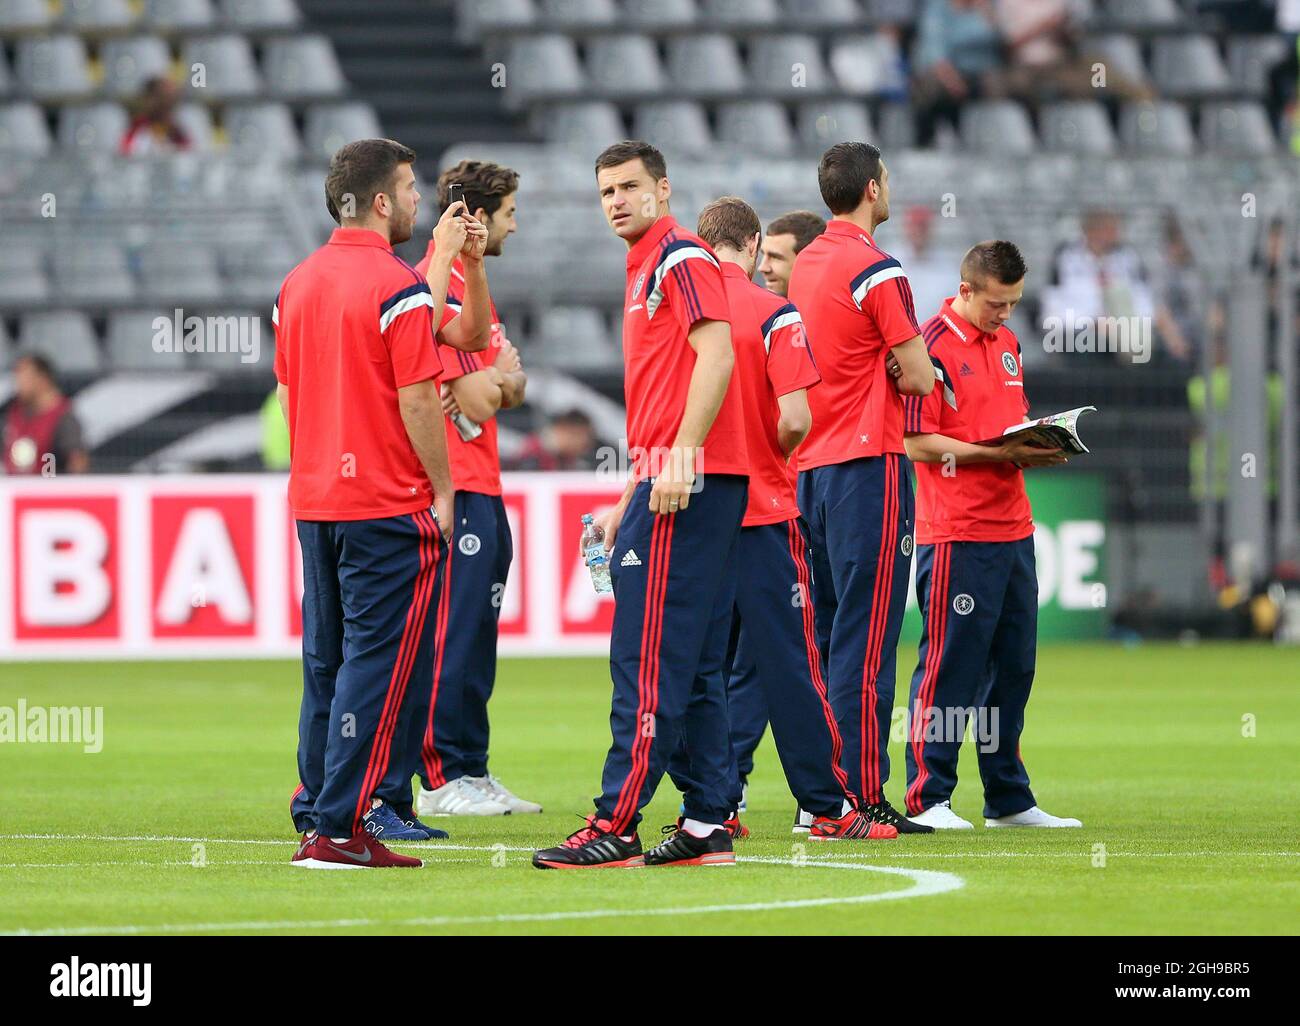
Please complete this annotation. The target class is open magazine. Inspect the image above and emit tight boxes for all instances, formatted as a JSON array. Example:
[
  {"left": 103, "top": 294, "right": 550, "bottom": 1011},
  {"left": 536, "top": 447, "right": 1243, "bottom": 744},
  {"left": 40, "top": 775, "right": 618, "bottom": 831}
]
[{"left": 990, "top": 406, "right": 1097, "bottom": 455}]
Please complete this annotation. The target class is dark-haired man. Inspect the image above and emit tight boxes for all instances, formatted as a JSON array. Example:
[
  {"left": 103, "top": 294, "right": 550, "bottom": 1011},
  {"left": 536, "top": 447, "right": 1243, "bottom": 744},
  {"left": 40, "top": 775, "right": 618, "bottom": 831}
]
[
  {"left": 788, "top": 142, "right": 936, "bottom": 835},
  {"left": 669, "top": 196, "right": 894, "bottom": 842},
  {"left": 278, "top": 138, "right": 487, "bottom": 868},
  {"left": 758, "top": 210, "right": 826, "bottom": 297},
  {"left": 533, "top": 141, "right": 749, "bottom": 869},
  {"left": 4, "top": 354, "right": 88, "bottom": 475},
  {"left": 412, "top": 159, "right": 539, "bottom": 819},
  {"left": 902, "top": 241, "right": 1080, "bottom": 830},
  {"left": 728, "top": 209, "right": 825, "bottom": 810}
]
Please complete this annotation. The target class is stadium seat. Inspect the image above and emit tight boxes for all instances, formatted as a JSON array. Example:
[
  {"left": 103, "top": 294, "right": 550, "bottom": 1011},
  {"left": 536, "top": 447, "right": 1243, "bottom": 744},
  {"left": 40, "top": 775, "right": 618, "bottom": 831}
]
[
  {"left": 533, "top": 101, "right": 625, "bottom": 149},
  {"left": 829, "top": 34, "right": 896, "bottom": 95},
  {"left": 783, "top": 0, "right": 860, "bottom": 28},
  {"left": 106, "top": 310, "right": 174, "bottom": 370},
  {"left": 960, "top": 100, "right": 1037, "bottom": 154},
  {"left": 624, "top": 0, "right": 697, "bottom": 29},
  {"left": 303, "top": 101, "right": 383, "bottom": 162},
  {"left": 1118, "top": 100, "right": 1194, "bottom": 155},
  {"left": 1082, "top": 34, "right": 1148, "bottom": 90},
  {"left": 0, "top": 0, "right": 54, "bottom": 34},
  {"left": 139, "top": 241, "right": 223, "bottom": 303},
  {"left": 534, "top": 306, "right": 615, "bottom": 370},
  {"left": 0, "top": 101, "right": 52, "bottom": 154},
  {"left": 1039, "top": 101, "right": 1117, "bottom": 155},
  {"left": 456, "top": 0, "right": 536, "bottom": 42},
  {"left": 1100, "top": 0, "right": 1179, "bottom": 30},
  {"left": 0, "top": 248, "right": 49, "bottom": 306},
  {"left": 1151, "top": 36, "right": 1233, "bottom": 99},
  {"left": 0, "top": 318, "right": 12, "bottom": 367},
  {"left": 220, "top": 0, "right": 300, "bottom": 31},
  {"left": 263, "top": 36, "right": 345, "bottom": 100},
  {"left": 1200, "top": 101, "right": 1277, "bottom": 155},
  {"left": 100, "top": 36, "right": 173, "bottom": 98},
  {"left": 587, "top": 36, "right": 665, "bottom": 98},
  {"left": 633, "top": 99, "right": 714, "bottom": 154},
  {"left": 748, "top": 35, "right": 830, "bottom": 95},
  {"left": 58, "top": 101, "right": 130, "bottom": 153},
  {"left": 187, "top": 309, "right": 271, "bottom": 372},
  {"left": 716, "top": 99, "right": 795, "bottom": 154},
  {"left": 14, "top": 35, "right": 94, "bottom": 100},
  {"left": 61, "top": 0, "right": 136, "bottom": 33},
  {"left": 699, "top": 0, "right": 780, "bottom": 26},
  {"left": 539, "top": 0, "right": 617, "bottom": 28},
  {"left": 180, "top": 34, "right": 261, "bottom": 100},
  {"left": 796, "top": 99, "right": 872, "bottom": 150},
  {"left": 174, "top": 100, "right": 214, "bottom": 149},
  {"left": 18, "top": 311, "right": 103, "bottom": 373},
  {"left": 53, "top": 239, "right": 137, "bottom": 304},
  {"left": 665, "top": 34, "right": 747, "bottom": 97},
  {"left": 864, "top": 0, "right": 919, "bottom": 25},
  {"left": 875, "top": 102, "right": 916, "bottom": 150},
  {"left": 224, "top": 101, "right": 300, "bottom": 157},
  {"left": 502, "top": 35, "right": 585, "bottom": 101},
  {"left": 143, "top": 0, "right": 216, "bottom": 32},
  {"left": 0, "top": 47, "right": 10, "bottom": 98},
  {"left": 1228, "top": 36, "right": 1290, "bottom": 98},
  {"left": 221, "top": 239, "right": 297, "bottom": 305}
]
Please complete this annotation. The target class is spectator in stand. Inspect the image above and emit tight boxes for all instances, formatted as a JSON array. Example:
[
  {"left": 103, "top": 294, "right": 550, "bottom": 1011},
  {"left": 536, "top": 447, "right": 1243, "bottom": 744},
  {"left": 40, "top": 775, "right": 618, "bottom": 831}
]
[
  {"left": 1152, "top": 216, "right": 1220, "bottom": 369},
  {"left": 1041, "top": 208, "right": 1154, "bottom": 364},
  {"left": 994, "top": 0, "right": 1151, "bottom": 102},
  {"left": 505, "top": 409, "right": 598, "bottom": 471},
  {"left": 3, "top": 354, "right": 89, "bottom": 475},
  {"left": 892, "top": 205, "right": 959, "bottom": 322},
  {"left": 911, "top": 0, "right": 1003, "bottom": 145},
  {"left": 120, "top": 76, "right": 191, "bottom": 156}
]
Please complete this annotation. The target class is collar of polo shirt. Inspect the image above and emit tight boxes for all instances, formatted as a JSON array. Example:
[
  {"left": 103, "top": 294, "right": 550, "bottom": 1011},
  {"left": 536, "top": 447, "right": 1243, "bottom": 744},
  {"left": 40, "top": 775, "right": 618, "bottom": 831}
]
[
  {"left": 626, "top": 215, "right": 679, "bottom": 269},
  {"left": 939, "top": 297, "right": 993, "bottom": 344},
  {"left": 328, "top": 227, "right": 392, "bottom": 250},
  {"left": 825, "top": 219, "right": 877, "bottom": 247}
]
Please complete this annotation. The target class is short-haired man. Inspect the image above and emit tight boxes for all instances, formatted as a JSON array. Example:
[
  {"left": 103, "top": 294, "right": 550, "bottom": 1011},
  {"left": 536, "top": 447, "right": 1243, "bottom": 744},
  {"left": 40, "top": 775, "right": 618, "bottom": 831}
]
[
  {"left": 758, "top": 210, "right": 827, "bottom": 297},
  {"left": 788, "top": 142, "right": 936, "bottom": 834},
  {"left": 279, "top": 138, "right": 487, "bottom": 868},
  {"left": 902, "top": 241, "right": 1081, "bottom": 830},
  {"left": 668, "top": 196, "right": 894, "bottom": 842},
  {"left": 4, "top": 354, "right": 88, "bottom": 475},
  {"left": 411, "top": 159, "right": 539, "bottom": 818},
  {"left": 533, "top": 142, "right": 749, "bottom": 869}
]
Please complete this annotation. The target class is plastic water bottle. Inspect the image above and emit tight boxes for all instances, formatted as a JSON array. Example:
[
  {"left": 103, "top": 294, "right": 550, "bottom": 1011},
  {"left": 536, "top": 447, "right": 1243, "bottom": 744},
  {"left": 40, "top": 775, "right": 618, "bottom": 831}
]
[{"left": 581, "top": 513, "right": 613, "bottom": 594}]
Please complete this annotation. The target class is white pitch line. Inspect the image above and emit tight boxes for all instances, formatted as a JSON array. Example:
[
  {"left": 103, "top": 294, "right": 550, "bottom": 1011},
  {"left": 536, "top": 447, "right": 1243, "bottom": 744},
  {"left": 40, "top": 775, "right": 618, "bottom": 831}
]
[{"left": 2, "top": 857, "right": 965, "bottom": 936}]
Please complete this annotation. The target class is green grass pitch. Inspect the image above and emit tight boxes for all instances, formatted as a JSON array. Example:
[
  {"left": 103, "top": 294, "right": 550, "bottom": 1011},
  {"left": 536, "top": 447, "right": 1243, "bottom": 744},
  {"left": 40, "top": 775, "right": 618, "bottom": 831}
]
[{"left": 1, "top": 643, "right": 1297, "bottom": 935}]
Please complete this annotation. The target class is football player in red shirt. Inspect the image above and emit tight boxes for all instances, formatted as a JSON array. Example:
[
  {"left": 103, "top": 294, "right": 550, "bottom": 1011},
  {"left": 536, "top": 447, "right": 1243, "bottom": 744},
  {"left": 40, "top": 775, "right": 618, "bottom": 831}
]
[
  {"left": 277, "top": 139, "right": 488, "bottom": 868},
  {"left": 533, "top": 142, "right": 749, "bottom": 869},
  {"left": 666, "top": 196, "right": 895, "bottom": 842},
  {"left": 788, "top": 142, "right": 936, "bottom": 835},
  {"left": 902, "top": 241, "right": 1080, "bottom": 830},
  {"left": 409, "top": 160, "right": 540, "bottom": 819}
]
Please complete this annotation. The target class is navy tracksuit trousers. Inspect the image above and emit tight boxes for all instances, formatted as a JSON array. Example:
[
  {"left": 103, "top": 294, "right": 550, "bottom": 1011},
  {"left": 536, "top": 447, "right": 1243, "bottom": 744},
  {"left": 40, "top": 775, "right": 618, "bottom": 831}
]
[
  {"left": 290, "top": 510, "right": 447, "bottom": 838},
  {"left": 798, "top": 453, "right": 914, "bottom": 806},
  {"left": 670, "top": 518, "right": 851, "bottom": 818},
  {"left": 904, "top": 537, "right": 1038, "bottom": 819},
  {"left": 416, "top": 491, "right": 513, "bottom": 790},
  {"left": 595, "top": 475, "right": 747, "bottom": 834},
  {"left": 725, "top": 618, "right": 767, "bottom": 788}
]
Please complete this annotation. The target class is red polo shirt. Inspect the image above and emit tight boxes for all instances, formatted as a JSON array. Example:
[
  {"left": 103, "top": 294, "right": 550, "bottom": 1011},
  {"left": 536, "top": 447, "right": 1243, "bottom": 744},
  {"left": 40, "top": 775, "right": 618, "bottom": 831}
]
[
  {"left": 622, "top": 216, "right": 747, "bottom": 480},
  {"left": 787, "top": 219, "right": 921, "bottom": 469},
  {"left": 416, "top": 241, "right": 502, "bottom": 496},
  {"left": 274, "top": 227, "right": 445, "bottom": 521},
  {"left": 904, "top": 298, "right": 1034, "bottom": 543},
  {"left": 720, "top": 262, "right": 820, "bottom": 525}
]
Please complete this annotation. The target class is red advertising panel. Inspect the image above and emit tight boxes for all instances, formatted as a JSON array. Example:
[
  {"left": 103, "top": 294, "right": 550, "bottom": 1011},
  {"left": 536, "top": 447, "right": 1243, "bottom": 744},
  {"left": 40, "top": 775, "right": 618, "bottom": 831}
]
[
  {"left": 12, "top": 495, "right": 120, "bottom": 641},
  {"left": 150, "top": 494, "right": 257, "bottom": 638},
  {"left": 558, "top": 489, "right": 624, "bottom": 636},
  {"left": 498, "top": 491, "right": 528, "bottom": 637}
]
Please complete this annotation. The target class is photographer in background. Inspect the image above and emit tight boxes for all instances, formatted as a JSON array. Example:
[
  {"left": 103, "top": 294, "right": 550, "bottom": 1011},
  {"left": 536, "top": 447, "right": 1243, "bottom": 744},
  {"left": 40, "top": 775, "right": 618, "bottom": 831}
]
[{"left": 3, "top": 353, "right": 89, "bottom": 476}]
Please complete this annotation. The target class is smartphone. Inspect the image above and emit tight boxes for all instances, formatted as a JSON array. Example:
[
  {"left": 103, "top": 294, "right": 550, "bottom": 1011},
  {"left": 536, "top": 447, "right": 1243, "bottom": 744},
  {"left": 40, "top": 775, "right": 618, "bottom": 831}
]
[{"left": 447, "top": 182, "right": 463, "bottom": 215}]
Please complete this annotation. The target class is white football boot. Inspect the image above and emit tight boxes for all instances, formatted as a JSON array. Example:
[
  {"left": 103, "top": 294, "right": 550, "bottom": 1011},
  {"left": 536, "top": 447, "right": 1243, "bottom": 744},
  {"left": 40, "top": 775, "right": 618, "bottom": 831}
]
[
  {"left": 985, "top": 805, "right": 1082, "bottom": 828},
  {"left": 479, "top": 773, "right": 543, "bottom": 814},
  {"left": 792, "top": 806, "right": 813, "bottom": 834},
  {"left": 417, "top": 776, "right": 510, "bottom": 817},
  {"left": 908, "top": 800, "right": 974, "bottom": 830}
]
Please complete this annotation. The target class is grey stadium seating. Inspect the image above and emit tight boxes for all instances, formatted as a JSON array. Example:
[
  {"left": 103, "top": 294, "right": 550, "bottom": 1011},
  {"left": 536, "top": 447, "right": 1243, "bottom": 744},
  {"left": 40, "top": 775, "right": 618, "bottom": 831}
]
[
  {"left": 101, "top": 36, "right": 173, "bottom": 98},
  {"left": 716, "top": 99, "right": 795, "bottom": 154},
  {"left": 785, "top": 0, "right": 862, "bottom": 28},
  {"left": 1200, "top": 101, "right": 1278, "bottom": 156},
  {"left": 961, "top": 101, "right": 1038, "bottom": 155},
  {"left": 1150, "top": 36, "right": 1234, "bottom": 100},
  {"left": 586, "top": 36, "right": 665, "bottom": 98},
  {"left": 303, "top": 101, "right": 383, "bottom": 162},
  {"left": 0, "top": 248, "right": 49, "bottom": 306},
  {"left": 263, "top": 36, "right": 346, "bottom": 100},
  {"left": 665, "top": 34, "right": 747, "bottom": 97},
  {"left": 625, "top": 0, "right": 697, "bottom": 29},
  {"left": 0, "top": 0, "right": 55, "bottom": 34},
  {"left": 138, "top": 242, "right": 224, "bottom": 304},
  {"left": 60, "top": 0, "right": 135, "bottom": 33},
  {"left": 224, "top": 101, "right": 300, "bottom": 157},
  {"left": 18, "top": 311, "right": 102, "bottom": 373},
  {"left": 1039, "top": 101, "right": 1118, "bottom": 156},
  {"left": 14, "top": 35, "right": 94, "bottom": 100},
  {"left": 699, "top": 0, "right": 781, "bottom": 26},
  {"left": 797, "top": 99, "right": 873, "bottom": 151},
  {"left": 142, "top": 0, "right": 215, "bottom": 33},
  {"left": 500, "top": 35, "right": 585, "bottom": 103},
  {"left": 106, "top": 310, "right": 174, "bottom": 371},
  {"left": 539, "top": 0, "right": 617, "bottom": 29},
  {"left": 1119, "top": 99, "right": 1196, "bottom": 155},
  {"left": 748, "top": 35, "right": 832, "bottom": 95},
  {"left": 53, "top": 240, "right": 137, "bottom": 305},
  {"left": 180, "top": 34, "right": 261, "bottom": 100},
  {"left": 0, "top": 101, "right": 53, "bottom": 154},
  {"left": 58, "top": 101, "right": 130, "bottom": 153},
  {"left": 633, "top": 100, "right": 714, "bottom": 155},
  {"left": 533, "top": 101, "right": 625, "bottom": 151},
  {"left": 220, "top": 0, "right": 300, "bottom": 32}
]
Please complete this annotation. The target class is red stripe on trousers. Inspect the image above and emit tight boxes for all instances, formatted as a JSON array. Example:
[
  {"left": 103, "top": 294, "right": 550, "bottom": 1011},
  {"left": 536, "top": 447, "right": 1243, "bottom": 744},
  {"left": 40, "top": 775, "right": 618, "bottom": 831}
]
[
  {"left": 611, "top": 511, "right": 673, "bottom": 833},
  {"left": 352, "top": 511, "right": 440, "bottom": 833},
  {"left": 907, "top": 542, "right": 950, "bottom": 814},
  {"left": 787, "top": 518, "right": 852, "bottom": 798},
  {"left": 858, "top": 455, "right": 898, "bottom": 804},
  {"left": 420, "top": 538, "right": 455, "bottom": 788}
]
